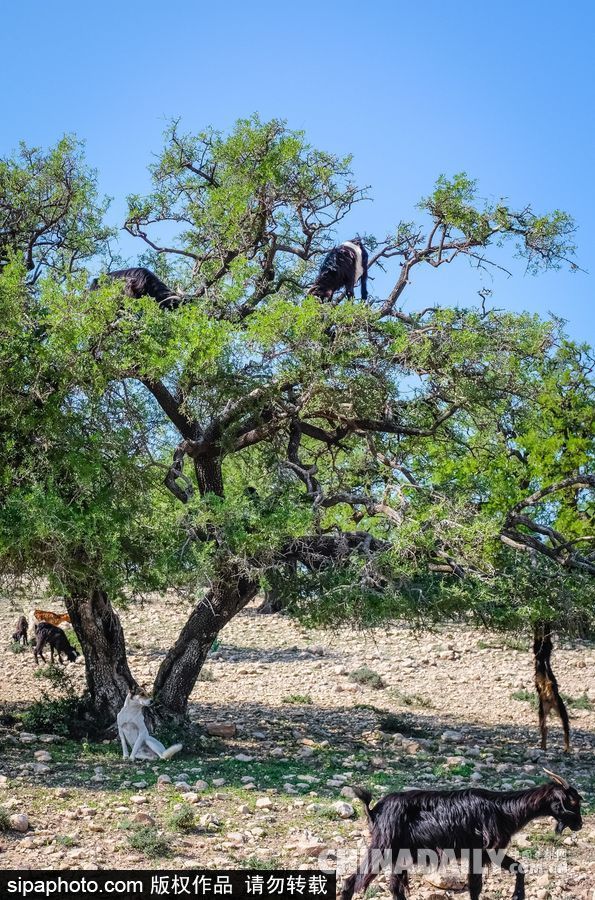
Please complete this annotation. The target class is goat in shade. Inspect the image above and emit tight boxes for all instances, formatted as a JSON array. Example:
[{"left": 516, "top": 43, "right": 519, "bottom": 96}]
[
  {"left": 33, "top": 622, "right": 79, "bottom": 665},
  {"left": 342, "top": 771, "right": 582, "bottom": 900}
]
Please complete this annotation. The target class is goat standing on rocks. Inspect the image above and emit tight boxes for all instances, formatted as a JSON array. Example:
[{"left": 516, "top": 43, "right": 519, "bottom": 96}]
[{"left": 342, "top": 771, "right": 582, "bottom": 900}]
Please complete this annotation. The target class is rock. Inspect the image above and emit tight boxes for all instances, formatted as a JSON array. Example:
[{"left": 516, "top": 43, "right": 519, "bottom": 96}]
[
  {"left": 194, "top": 780, "right": 209, "bottom": 792},
  {"left": 32, "top": 763, "right": 51, "bottom": 774},
  {"left": 212, "top": 778, "right": 226, "bottom": 787},
  {"left": 133, "top": 812, "right": 155, "bottom": 826},
  {"left": 18, "top": 733, "right": 38, "bottom": 744},
  {"left": 184, "top": 792, "right": 199, "bottom": 804},
  {"left": 206, "top": 722, "right": 237, "bottom": 738},
  {"left": 199, "top": 813, "right": 220, "bottom": 828},
  {"left": 424, "top": 873, "right": 467, "bottom": 891},
  {"left": 238, "top": 804, "right": 251, "bottom": 815},
  {"left": 227, "top": 831, "right": 245, "bottom": 843},
  {"left": 157, "top": 774, "right": 171, "bottom": 785},
  {"left": 0, "top": 775, "right": 9, "bottom": 787},
  {"left": 441, "top": 730, "right": 463, "bottom": 742},
  {"left": 34, "top": 750, "right": 52, "bottom": 762},
  {"left": 235, "top": 754, "right": 253, "bottom": 762},
  {"left": 175, "top": 781, "right": 192, "bottom": 792},
  {"left": 130, "top": 794, "right": 148, "bottom": 804},
  {"left": 333, "top": 801, "right": 355, "bottom": 819},
  {"left": 132, "top": 781, "right": 148, "bottom": 789},
  {"left": 255, "top": 796, "right": 273, "bottom": 809},
  {"left": 340, "top": 786, "right": 356, "bottom": 798},
  {"left": 9, "top": 813, "right": 29, "bottom": 832}
]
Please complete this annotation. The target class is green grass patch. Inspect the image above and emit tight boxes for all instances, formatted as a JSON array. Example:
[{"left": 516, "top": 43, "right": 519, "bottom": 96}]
[
  {"left": 564, "top": 693, "right": 593, "bottom": 711},
  {"left": 55, "top": 835, "right": 76, "bottom": 847},
  {"left": 282, "top": 694, "right": 313, "bottom": 705},
  {"left": 510, "top": 689, "right": 538, "bottom": 709},
  {"left": 243, "top": 856, "right": 280, "bottom": 870},
  {"left": 0, "top": 807, "right": 10, "bottom": 831},
  {"left": 8, "top": 640, "right": 26, "bottom": 654},
  {"left": 166, "top": 803, "right": 195, "bottom": 832},
  {"left": 390, "top": 690, "right": 434, "bottom": 709},
  {"left": 126, "top": 825, "right": 171, "bottom": 858},
  {"left": 349, "top": 667, "right": 385, "bottom": 690}
]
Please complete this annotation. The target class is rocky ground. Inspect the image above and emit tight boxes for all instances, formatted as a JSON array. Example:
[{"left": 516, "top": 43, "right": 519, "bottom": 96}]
[{"left": 0, "top": 594, "right": 594, "bottom": 899}]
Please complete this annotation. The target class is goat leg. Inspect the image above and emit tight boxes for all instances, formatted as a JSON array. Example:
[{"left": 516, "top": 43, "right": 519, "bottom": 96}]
[
  {"left": 557, "top": 696, "right": 571, "bottom": 752},
  {"left": 538, "top": 697, "right": 548, "bottom": 750},
  {"left": 388, "top": 872, "right": 409, "bottom": 900},
  {"left": 499, "top": 854, "right": 525, "bottom": 900}
]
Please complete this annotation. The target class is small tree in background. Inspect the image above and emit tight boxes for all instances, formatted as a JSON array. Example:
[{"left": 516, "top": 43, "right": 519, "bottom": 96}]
[{"left": 1, "top": 119, "right": 594, "bottom": 728}]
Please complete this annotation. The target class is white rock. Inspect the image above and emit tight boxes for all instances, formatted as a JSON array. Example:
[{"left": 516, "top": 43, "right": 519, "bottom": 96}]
[
  {"left": 212, "top": 778, "right": 226, "bottom": 787},
  {"left": 32, "top": 763, "right": 51, "bottom": 774},
  {"left": 157, "top": 774, "right": 171, "bottom": 784},
  {"left": 255, "top": 796, "right": 273, "bottom": 809},
  {"left": 9, "top": 813, "right": 29, "bottom": 832},
  {"left": 194, "top": 780, "right": 209, "bottom": 791},
  {"left": 19, "top": 733, "right": 38, "bottom": 744},
  {"left": 334, "top": 801, "right": 355, "bottom": 819},
  {"left": 235, "top": 754, "right": 253, "bottom": 762},
  {"left": 441, "top": 730, "right": 463, "bottom": 742},
  {"left": 340, "top": 786, "right": 356, "bottom": 798}
]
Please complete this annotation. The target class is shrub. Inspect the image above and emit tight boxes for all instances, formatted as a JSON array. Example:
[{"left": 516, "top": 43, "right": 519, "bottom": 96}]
[
  {"left": 166, "top": 803, "right": 195, "bottom": 832},
  {"left": 349, "top": 666, "right": 385, "bottom": 690},
  {"left": 281, "top": 694, "right": 313, "bottom": 705},
  {"left": 0, "top": 807, "right": 10, "bottom": 831},
  {"left": 127, "top": 826, "right": 171, "bottom": 858}
]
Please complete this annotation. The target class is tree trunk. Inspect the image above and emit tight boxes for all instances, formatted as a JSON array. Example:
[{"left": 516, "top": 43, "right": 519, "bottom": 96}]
[
  {"left": 153, "top": 573, "right": 257, "bottom": 717},
  {"left": 65, "top": 588, "right": 138, "bottom": 726}
]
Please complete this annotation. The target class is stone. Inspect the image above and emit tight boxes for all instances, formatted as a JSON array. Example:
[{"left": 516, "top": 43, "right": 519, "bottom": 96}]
[
  {"left": 255, "top": 796, "right": 273, "bottom": 809},
  {"left": 157, "top": 774, "right": 171, "bottom": 785},
  {"left": 133, "top": 812, "right": 155, "bottom": 826},
  {"left": 340, "top": 786, "right": 356, "bottom": 798},
  {"left": 34, "top": 750, "right": 52, "bottom": 762},
  {"left": 32, "top": 763, "right": 51, "bottom": 774},
  {"left": 18, "top": 733, "right": 38, "bottom": 744},
  {"left": 212, "top": 778, "right": 226, "bottom": 787},
  {"left": 130, "top": 794, "right": 148, "bottom": 804},
  {"left": 194, "top": 780, "right": 209, "bottom": 791},
  {"left": 9, "top": 813, "right": 29, "bottom": 832},
  {"left": 441, "top": 730, "right": 463, "bottom": 742},
  {"left": 206, "top": 723, "right": 237, "bottom": 738},
  {"left": 235, "top": 754, "right": 253, "bottom": 762},
  {"left": 334, "top": 801, "right": 355, "bottom": 819},
  {"left": 175, "top": 781, "right": 192, "bottom": 792}
]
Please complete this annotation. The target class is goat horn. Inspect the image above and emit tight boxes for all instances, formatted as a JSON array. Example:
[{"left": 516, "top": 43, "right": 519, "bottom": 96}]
[{"left": 543, "top": 768, "right": 570, "bottom": 788}]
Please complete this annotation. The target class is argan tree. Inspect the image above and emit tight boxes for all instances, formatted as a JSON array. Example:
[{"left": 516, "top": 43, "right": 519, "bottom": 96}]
[{"left": 1, "top": 118, "right": 594, "bottom": 726}]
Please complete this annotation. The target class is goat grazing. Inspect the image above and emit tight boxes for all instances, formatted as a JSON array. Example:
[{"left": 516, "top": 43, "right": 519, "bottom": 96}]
[
  {"left": 342, "top": 771, "right": 582, "bottom": 900},
  {"left": 311, "top": 238, "right": 368, "bottom": 301},
  {"left": 12, "top": 615, "right": 29, "bottom": 646},
  {"left": 534, "top": 621, "right": 570, "bottom": 753},
  {"left": 33, "top": 622, "right": 79, "bottom": 665},
  {"left": 90, "top": 267, "right": 182, "bottom": 310}
]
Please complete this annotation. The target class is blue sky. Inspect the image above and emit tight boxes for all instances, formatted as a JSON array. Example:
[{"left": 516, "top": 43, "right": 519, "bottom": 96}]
[{"left": 2, "top": 1, "right": 594, "bottom": 340}]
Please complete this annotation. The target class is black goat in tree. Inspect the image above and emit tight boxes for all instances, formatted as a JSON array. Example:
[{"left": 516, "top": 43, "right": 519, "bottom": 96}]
[
  {"left": 342, "top": 771, "right": 582, "bottom": 900},
  {"left": 534, "top": 621, "right": 570, "bottom": 753},
  {"left": 90, "top": 267, "right": 182, "bottom": 310},
  {"left": 311, "top": 238, "right": 368, "bottom": 300}
]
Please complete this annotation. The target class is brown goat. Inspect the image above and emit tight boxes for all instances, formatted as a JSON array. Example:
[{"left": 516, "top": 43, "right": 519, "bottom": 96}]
[{"left": 534, "top": 622, "right": 570, "bottom": 753}]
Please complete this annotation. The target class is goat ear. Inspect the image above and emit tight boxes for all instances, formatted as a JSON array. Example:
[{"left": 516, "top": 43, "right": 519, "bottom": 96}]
[{"left": 543, "top": 768, "right": 570, "bottom": 789}]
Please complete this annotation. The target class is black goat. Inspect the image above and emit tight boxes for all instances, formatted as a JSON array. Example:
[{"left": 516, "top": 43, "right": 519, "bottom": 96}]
[
  {"left": 12, "top": 615, "right": 28, "bottom": 646},
  {"left": 90, "top": 267, "right": 182, "bottom": 310},
  {"left": 311, "top": 238, "right": 368, "bottom": 301},
  {"left": 534, "top": 621, "right": 570, "bottom": 753},
  {"left": 342, "top": 771, "right": 582, "bottom": 900},
  {"left": 33, "top": 622, "right": 79, "bottom": 665}
]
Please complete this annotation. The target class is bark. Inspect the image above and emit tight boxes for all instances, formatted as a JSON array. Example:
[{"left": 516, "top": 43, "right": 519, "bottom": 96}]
[
  {"left": 153, "top": 574, "right": 257, "bottom": 716},
  {"left": 65, "top": 588, "right": 138, "bottom": 726}
]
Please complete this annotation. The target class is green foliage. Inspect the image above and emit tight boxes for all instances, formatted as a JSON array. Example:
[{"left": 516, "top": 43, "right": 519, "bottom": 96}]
[
  {"left": 281, "top": 694, "right": 313, "bottom": 705},
  {"left": 0, "top": 113, "right": 593, "bottom": 724},
  {"left": 349, "top": 667, "right": 385, "bottom": 690},
  {"left": 166, "top": 803, "right": 195, "bottom": 832},
  {"left": 126, "top": 825, "right": 171, "bottom": 858},
  {"left": 0, "top": 807, "right": 9, "bottom": 831}
]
